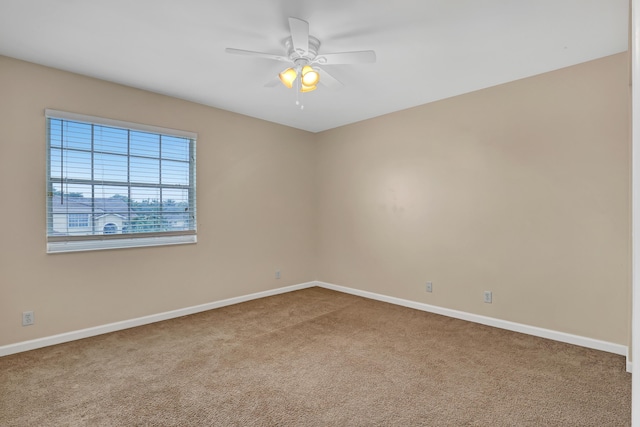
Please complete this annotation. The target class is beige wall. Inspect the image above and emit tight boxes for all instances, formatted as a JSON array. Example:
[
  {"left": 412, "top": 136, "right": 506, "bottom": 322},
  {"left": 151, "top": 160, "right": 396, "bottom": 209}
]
[
  {"left": 0, "top": 52, "right": 630, "bottom": 350},
  {"left": 0, "top": 56, "right": 317, "bottom": 346},
  {"left": 316, "top": 53, "right": 630, "bottom": 345}
]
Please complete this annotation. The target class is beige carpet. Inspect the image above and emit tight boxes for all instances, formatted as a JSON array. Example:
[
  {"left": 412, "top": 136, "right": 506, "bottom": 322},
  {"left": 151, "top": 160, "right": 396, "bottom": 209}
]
[{"left": 0, "top": 287, "right": 631, "bottom": 426}]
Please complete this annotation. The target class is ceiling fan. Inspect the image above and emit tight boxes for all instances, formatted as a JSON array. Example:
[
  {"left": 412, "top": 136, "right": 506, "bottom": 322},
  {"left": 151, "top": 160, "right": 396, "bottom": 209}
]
[{"left": 225, "top": 17, "right": 376, "bottom": 94}]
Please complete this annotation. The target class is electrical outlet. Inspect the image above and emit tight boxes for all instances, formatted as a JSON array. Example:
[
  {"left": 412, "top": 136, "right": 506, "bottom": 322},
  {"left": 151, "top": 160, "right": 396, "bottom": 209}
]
[
  {"left": 275, "top": 269, "right": 281, "bottom": 280},
  {"left": 22, "top": 311, "right": 34, "bottom": 326},
  {"left": 483, "top": 291, "right": 492, "bottom": 304},
  {"left": 426, "top": 281, "right": 433, "bottom": 293}
]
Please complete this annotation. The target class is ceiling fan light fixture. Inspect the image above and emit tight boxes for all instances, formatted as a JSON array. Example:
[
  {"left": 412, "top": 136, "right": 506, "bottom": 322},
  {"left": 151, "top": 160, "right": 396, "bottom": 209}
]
[
  {"left": 279, "top": 67, "right": 297, "bottom": 88},
  {"left": 301, "top": 65, "right": 320, "bottom": 87},
  {"left": 226, "top": 17, "right": 377, "bottom": 98},
  {"left": 300, "top": 83, "right": 317, "bottom": 93}
]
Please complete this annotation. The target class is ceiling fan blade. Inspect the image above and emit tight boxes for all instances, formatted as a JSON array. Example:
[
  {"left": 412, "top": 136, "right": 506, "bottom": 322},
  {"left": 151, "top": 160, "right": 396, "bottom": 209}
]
[
  {"left": 289, "top": 17, "right": 309, "bottom": 54},
  {"left": 315, "top": 50, "right": 377, "bottom": 65},
  {"left": 225, "top": 48, "right": 289, "bottom": 62},
  {"left": 317, "top": 68, "right": 344, "bottom": 90}
]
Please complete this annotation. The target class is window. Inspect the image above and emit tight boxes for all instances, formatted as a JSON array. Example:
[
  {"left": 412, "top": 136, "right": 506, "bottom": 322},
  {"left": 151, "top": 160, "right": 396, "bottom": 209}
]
[
  {"left": 46, "top": 110, "right": 197, "bottom": 253},
  {"left": 103, "top": 223, "right": 118, "bottom": 234},
  {"left": 68, "top": 214, "right": 89, "bottom": 228}
]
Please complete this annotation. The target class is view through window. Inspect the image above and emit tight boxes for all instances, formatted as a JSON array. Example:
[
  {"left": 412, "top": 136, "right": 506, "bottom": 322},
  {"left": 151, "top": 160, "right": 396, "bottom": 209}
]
[{"left": 46, "top": 110, "right": 197, "bottom": 252}]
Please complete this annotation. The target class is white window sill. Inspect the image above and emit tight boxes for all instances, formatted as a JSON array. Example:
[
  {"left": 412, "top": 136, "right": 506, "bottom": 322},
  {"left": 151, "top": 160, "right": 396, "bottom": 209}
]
[{"left": 47, "top": 234, "right": 197, "bottom": 254}]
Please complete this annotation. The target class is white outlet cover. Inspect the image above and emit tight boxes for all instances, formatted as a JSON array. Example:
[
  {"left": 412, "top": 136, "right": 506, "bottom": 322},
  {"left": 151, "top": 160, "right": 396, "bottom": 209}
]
[
  {"left": 22, "top": 311, "right": 34, "bottom": 326},
  {"left": 483, "top": 291, "right": 492, "bottom": 303}
]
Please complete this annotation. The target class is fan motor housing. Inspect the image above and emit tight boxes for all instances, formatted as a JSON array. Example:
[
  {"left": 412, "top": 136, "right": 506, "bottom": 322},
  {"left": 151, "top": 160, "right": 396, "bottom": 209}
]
[{"left": 284, "top": 35, "right": 321, "bottom": 62}]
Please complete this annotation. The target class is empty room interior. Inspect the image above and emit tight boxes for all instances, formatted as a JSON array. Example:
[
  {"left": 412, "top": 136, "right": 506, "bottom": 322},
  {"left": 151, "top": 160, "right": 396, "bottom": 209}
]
[{"left": 0, "top": 1, "right": 637, "bottom": 425}]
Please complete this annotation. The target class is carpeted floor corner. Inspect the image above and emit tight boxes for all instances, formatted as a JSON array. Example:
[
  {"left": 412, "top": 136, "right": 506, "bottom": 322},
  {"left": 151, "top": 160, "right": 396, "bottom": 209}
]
[{"left": 0, "top": 287, "right": 631, "bottom": 426}]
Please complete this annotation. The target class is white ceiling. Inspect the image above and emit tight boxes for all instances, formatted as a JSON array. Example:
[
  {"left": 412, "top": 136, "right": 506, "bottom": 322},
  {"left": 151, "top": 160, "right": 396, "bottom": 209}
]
[{"left": 0, "top": 0, "right": 629, "bottom": 133}]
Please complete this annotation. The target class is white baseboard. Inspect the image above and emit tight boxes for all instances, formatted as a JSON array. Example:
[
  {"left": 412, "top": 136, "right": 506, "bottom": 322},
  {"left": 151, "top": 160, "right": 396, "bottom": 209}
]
[
  {"left": 315, "top": 281, "right": 631, "bottom": 370},
  {"left": 0, "top": 281, "right": 316, "bottom": 357},
  {"left": 2, "top": 280, "right": 631, "bottom": 373}
]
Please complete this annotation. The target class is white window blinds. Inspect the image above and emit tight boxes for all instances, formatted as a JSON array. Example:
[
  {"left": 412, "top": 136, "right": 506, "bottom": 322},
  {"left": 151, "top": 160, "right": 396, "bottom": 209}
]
[{"left": 46, "top": 110, "right": 197, "bottom": 253}]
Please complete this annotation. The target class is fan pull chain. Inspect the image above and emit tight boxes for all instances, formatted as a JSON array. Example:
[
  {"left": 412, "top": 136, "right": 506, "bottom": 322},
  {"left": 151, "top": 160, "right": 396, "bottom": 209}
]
[{"left": 296, "top": 78, "right": 304, "bottom": 110}]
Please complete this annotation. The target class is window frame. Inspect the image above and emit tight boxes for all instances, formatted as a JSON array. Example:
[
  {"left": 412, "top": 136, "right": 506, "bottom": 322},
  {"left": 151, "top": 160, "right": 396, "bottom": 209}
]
[{"left": 45, "top": 109, "right": 197, "bottom": 253}]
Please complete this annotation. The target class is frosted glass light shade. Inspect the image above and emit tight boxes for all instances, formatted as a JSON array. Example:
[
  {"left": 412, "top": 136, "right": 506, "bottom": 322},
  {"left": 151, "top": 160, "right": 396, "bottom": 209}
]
[
  {"left": 279, "top": 68, "right": 297, "bottom": 88},
  {"left": 300, "top": 83, "right": 317, "bottom": 93},
  {"left": 301, "top": 65, "right": 319, "bottom": 87}
]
